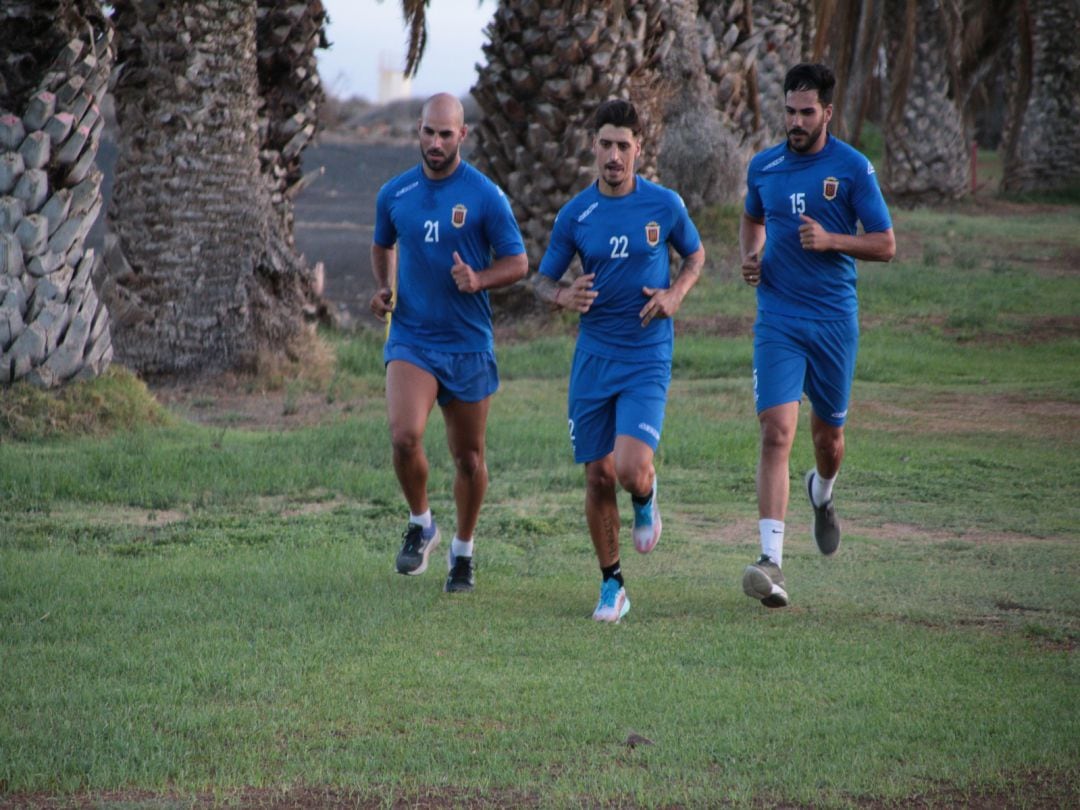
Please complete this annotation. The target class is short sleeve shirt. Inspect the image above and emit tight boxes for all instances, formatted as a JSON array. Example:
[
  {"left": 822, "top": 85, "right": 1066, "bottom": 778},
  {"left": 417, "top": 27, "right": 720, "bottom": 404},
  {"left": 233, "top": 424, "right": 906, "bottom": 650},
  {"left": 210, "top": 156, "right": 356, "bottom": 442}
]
[
  {"left": 374, "top": 161, "right": 525, "bottom": 352},
  {"left": 745, "top": 136, "right": 892, "bottom": 319},
  {"left": 538, "top": 176, "right": 701, "bottom": 362}
]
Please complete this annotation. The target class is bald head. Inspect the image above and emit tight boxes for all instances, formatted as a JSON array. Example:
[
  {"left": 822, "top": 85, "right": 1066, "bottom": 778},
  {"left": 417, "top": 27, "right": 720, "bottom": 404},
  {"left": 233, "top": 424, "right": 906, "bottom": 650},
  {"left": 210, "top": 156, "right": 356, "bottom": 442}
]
[
  {"left": 418, "top": 93, "right": 467, "bottom": 178},
  {"left": 421, "top": 93, "right": 465, "bottom": 128}
]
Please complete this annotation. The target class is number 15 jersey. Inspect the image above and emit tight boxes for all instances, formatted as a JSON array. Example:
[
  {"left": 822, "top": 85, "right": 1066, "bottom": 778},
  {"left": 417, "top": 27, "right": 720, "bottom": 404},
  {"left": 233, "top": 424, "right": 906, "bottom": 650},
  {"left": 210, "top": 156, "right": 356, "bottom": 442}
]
[{"left": 745, "top": 135, "right": 892, "bottom": 320}]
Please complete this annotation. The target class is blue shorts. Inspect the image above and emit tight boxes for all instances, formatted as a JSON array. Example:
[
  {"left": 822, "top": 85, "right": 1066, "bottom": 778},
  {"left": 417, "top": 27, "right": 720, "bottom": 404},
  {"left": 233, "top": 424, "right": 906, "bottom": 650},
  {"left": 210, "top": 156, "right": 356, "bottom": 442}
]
[
  {"left": 567, "top": 347, "right": 670, "bottom": 464},
  {"left": 384, "top": 341, "right": 499, "bottom": 405},
  {"left": 753, "top": 313, "right": 859, "bottom": 426}
]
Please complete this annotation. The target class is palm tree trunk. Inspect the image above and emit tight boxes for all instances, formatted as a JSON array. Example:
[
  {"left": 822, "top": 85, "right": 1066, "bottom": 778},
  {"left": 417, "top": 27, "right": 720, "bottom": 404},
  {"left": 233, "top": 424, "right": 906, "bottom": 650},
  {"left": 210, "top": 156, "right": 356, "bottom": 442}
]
[
  {"left": 102, "top": 0, "right": 323, "bottom": 378},
  {"left": 882, "top": 0, "right": 970, "bottom": 203},
  {"left": 0, "top": 0, "right": 114, "bottom": 388},
  {"left": 1001, "top": 0, "right": 1080, "bottom": 194}
]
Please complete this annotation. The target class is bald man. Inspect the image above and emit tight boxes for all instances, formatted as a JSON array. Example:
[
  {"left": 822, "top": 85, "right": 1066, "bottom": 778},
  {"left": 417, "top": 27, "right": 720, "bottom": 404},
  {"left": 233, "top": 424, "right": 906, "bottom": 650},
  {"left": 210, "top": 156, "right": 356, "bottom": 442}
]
[{"left": 369, "top": 93, "right": 528, "bottom": 593}]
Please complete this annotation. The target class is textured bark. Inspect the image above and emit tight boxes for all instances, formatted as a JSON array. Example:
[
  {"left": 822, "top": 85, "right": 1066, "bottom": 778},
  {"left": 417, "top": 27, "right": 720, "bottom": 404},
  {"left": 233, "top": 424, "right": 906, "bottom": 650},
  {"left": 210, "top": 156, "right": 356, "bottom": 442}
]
[
  {"left": 882, "top": 0, "right": 969, "bottom": 203},
  {"left": 747, "top": 0, "right": 816, "bottom": 139},
  {"left": 102, "top": 0, "right": 324, "bottom": 378},
  {"left": 470, "top": 0, "right": 788, "bottom": 276},
  {"left": 256, "top": 0, "right": 328, "bottom": 236},
  {"left": 0, "top": 0, "right": 114, "bottom": 388},
  {"left": 1001, "top": 0, "right": 1080, "bottom": 193},
  {"left": 470, "top": 0, "right": 661, "bottom": 271}
]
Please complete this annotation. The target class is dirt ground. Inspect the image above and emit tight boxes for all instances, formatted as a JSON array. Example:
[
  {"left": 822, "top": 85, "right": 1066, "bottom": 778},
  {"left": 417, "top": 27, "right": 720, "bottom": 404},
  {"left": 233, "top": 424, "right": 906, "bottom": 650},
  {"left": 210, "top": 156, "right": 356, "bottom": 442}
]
[{"left": 2, "top": 769, "right": 1076, "bottom": 809}]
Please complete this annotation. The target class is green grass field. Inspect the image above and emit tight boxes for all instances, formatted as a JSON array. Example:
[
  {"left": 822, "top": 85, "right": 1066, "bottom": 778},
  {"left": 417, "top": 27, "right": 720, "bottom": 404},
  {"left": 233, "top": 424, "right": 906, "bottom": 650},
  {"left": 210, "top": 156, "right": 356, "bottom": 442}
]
[{"left": 1, "top": 187, "right": 1078, "bottom": 808}]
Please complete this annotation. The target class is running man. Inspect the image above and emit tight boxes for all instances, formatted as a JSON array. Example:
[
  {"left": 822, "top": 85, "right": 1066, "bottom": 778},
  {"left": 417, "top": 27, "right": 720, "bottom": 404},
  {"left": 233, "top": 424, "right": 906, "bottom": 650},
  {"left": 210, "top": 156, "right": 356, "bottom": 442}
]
[
  {"left": 535, "top": 99, "right": 705, "bottom": 622},
  {"left": 739, "top": 63, "right": 895, "bottom": 607},
  {"left": 370, "top": 93, "right": 528, "bottom": 592}
]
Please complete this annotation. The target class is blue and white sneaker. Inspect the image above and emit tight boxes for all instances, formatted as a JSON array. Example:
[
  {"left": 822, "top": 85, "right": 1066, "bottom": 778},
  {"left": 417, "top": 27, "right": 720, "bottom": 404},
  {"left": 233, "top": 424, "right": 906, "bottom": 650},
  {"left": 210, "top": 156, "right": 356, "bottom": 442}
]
[
  {"left": 592, "top": 578, "right": 630, "bottom": 623},
  {"left": 631, "top": 484, "right": 662, "bottom": 554},
  {"left": 395, "top": 518, "right": 440, "bottom": 575}
]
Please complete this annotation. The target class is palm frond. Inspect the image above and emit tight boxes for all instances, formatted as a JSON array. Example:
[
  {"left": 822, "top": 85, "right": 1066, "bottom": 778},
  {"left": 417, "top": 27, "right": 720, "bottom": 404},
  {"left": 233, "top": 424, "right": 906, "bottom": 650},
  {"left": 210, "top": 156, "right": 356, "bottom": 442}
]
[{"left": 400, "top": 0, "right": 430, "bottom": 78}]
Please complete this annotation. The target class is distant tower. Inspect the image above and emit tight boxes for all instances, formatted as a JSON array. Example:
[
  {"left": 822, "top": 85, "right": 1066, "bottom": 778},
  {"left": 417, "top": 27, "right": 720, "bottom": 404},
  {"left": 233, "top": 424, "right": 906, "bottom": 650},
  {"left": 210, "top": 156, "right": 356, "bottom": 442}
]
[{"left": 378, "top": 52, "right": 412, "bottom": 102}]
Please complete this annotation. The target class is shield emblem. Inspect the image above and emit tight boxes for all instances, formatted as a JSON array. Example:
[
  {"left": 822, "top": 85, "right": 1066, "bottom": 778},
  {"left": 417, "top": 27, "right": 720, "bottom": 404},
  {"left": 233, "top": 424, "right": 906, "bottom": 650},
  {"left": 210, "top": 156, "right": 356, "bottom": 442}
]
[
  {"left": 451, "top": 204, "right": 467, "bottom": 228},
  {"left": 645, "top": 221, "right": 660, "bottom": 247},
  {"left": 823, "top": 177, "right": 839, "bottom": 201}
]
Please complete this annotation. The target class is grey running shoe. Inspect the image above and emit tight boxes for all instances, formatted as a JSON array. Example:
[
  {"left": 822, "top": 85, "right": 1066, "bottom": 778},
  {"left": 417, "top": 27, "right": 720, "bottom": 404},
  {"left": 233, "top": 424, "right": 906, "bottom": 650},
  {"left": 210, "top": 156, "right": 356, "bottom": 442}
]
[
  {"left": 395, "top": 519, "right": 440, "bottom": 575},
  {"left": 805, "top": 470, "right": 840, "bottom": 556},
  {"left": 444, "top": 553, "right": 475, "bottom": 593},
  {"left": 742, "top": 554, "right": 789, "bottom": 608}
]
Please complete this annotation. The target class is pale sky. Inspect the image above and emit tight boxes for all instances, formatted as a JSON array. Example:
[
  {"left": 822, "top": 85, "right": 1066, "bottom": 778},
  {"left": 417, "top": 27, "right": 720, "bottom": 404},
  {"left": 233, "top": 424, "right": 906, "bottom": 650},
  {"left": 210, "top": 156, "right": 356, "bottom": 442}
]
[{"left": 317, "top": 0, "right": 495, "bottom": 101}]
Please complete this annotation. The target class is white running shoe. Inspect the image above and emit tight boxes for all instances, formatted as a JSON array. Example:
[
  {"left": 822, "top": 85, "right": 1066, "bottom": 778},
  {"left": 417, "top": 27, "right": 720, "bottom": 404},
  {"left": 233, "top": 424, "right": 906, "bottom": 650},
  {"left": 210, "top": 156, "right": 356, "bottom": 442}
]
[
  {"left": 592, "top": 579, "right": 630, "bottom": 623},
  {"left": 631, "top": 484, "right": 662, "bottom": 554}
]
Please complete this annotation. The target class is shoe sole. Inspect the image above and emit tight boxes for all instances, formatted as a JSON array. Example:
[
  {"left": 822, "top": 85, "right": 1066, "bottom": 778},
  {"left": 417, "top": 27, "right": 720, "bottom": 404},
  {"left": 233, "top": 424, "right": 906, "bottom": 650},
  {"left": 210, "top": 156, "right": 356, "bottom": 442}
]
[
  {"left": 396, "top": 528, "right": 440, "bottom": 575},
  {"left": 805, "top": 470, "right": 840, "bottom": 557},
  {"left": 742, "top": 565, "right": 789, "bottom": 608}
]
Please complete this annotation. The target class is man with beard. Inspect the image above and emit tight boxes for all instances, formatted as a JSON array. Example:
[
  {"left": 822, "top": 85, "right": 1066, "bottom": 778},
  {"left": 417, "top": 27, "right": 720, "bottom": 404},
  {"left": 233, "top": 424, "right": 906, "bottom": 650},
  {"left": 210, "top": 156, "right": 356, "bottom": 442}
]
[
  {"left": 739, "top": 63, "right": 895, "bottom": 608},
  {"left": 534, "top": 99, "right": 705, "bottom": 622},
  {"left": 369, "top": 93, "right": 527, "bottom": 593}
]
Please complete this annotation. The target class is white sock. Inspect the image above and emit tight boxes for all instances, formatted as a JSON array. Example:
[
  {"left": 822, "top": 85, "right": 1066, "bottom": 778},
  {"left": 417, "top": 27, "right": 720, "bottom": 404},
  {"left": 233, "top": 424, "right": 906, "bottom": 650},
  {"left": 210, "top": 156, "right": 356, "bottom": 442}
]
[
  {"left": 812, "top": 471, "right": 836, "bottom": 506},
  {"left": 451, "top": 536, "right": 474, "bottom": 559},
  {"left": 760, "top": 519, "right": 784, "bottom": 567},
  {"left": 409, "top": 509, "right": 432, "bottom": 529}
]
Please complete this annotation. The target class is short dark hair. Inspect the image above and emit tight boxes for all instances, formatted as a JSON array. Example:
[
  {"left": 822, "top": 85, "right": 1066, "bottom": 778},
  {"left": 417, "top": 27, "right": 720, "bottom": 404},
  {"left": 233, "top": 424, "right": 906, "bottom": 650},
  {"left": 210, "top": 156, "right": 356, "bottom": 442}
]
[
  {"left": 592, "top": 99, "right": 643, "bottom": 136},
  {"left": 783, "top": 63, "right": 836, "bottom": 105}
]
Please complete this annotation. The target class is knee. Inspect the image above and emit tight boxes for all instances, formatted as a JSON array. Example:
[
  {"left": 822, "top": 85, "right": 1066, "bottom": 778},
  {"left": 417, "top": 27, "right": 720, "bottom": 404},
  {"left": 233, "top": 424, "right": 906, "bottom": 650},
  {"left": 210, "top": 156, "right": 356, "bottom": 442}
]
[
  {"left": 760, "top": 419, "right": 795, "bottom": 456},
  {"left": 614, "top": 460, "right": 652, "bottom": 496},
  {"left": 454, "top": 447, "right": 485, "bottom": 478},
  {"left": 586, "top": 464, "right": 617, "bottom": 497},
  {"left": 390, "top": 426, "right": 424, "bottom": 457},
  {"left": 814, "top": 427, "right": 845, "bottom": 460}
]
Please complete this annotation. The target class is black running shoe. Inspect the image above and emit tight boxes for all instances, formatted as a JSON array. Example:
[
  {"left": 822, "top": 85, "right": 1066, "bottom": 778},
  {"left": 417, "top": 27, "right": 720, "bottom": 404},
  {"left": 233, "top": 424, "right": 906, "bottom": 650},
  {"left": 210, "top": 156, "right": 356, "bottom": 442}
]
[
  {"left": 444, "top": 554, "right": 475, "bottom": 593},
  {"left": 805, "top": 470, "right": 841, "bottom": 556},
  {"left": 395, "top": 519, "right": 440, "bottom": 575}
]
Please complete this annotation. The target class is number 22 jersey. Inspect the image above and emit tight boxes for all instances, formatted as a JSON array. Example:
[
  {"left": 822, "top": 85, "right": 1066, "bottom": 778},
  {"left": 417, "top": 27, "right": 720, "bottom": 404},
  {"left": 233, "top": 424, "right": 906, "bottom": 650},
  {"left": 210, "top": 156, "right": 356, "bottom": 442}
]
[{"left": 538, "top": 176, "right": 701, "bottom": 363}]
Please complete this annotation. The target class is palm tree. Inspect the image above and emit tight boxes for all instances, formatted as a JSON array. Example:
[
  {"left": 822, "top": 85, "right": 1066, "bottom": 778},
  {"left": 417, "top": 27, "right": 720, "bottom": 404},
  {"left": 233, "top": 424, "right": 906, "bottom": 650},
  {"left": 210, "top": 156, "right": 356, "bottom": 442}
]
[
  {"left": 1000, "top": 0, "right": 1080, "bottom": 194},
  {"left": 0, "top": 0, "right": 115, "bottom": 388},
  {"left": 100, "top": 0, "right": 327, "bottom": 377},
  {"left": 880, "top": 0, "right": 969, "bottom": 203}
]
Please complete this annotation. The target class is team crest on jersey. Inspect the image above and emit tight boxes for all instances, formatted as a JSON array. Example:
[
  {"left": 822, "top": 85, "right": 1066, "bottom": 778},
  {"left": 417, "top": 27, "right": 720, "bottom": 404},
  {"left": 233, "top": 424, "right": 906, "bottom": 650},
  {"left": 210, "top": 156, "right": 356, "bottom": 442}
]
[
  {"left": 451, "top": 204, "right": 467, "bottom": 228},
  {"left": 645, "top": 221, "right": 661, "bottom": 247},
  {"left": 823, "top": 177, "right": 840, "bottom": 201}
]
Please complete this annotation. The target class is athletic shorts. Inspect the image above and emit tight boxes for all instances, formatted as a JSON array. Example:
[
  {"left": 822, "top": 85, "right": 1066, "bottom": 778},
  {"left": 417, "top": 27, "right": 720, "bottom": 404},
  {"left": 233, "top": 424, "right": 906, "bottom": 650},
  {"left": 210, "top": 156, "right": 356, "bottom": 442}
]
[
  {"left": 567, "top": 347, "right": 671, "bottom": 464},
  {"left": 752, "top": 313, "right": 859, "bottom": 426},
  {"left": 384, "top": 341, "right": 499, "bottom": 406}
]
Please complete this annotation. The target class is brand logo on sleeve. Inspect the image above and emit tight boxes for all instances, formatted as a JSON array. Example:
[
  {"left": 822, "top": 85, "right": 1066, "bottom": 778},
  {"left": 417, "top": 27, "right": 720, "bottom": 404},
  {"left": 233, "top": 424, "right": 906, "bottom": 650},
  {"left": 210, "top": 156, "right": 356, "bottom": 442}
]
[
  {"left": 823, "top": 177, "right": 839, "bottom": 201},
  {"left": 637, "top": 422, "right": 660, "bottom": 442},
  {"left": 394, "top": 181, "right": 419, "bottom": 197},
  {"left": 645, "top": 221, "right": 660, "bottom": 246},
  {"left": 451, "top": 204, "right": 467, "bottom": 228},
  {"left": 763, "top": 155, "right": 786, "bottom": 171},
  {"left": 577, "top": 201, "right": 599, "bottom": 222}
]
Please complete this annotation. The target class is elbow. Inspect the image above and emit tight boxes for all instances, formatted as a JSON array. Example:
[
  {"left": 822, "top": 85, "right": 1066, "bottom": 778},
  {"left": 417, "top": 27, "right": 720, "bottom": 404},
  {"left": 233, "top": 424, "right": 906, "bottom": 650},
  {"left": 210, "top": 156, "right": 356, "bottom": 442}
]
[
  {"left": 512, "top": 254, "right": 530, "bottom": 283},
  {"left": 878, "top": 231, "right": 897, "bottom": 263}
]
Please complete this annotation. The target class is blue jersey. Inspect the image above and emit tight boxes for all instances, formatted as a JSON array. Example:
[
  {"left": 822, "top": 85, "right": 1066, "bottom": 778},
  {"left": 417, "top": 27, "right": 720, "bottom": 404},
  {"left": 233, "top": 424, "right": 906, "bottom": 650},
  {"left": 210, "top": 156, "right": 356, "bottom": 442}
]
[
  {"left": 538, "top": 176, "right": 701, "bottom": 362},
  {"left": 745, "top": 135, "right": 892, "bottom": 319},
  {"left": 374, "top": 161, "right": 525, "bottom": 352}
]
